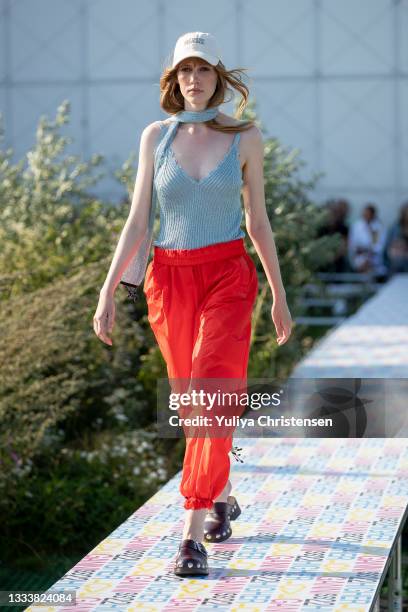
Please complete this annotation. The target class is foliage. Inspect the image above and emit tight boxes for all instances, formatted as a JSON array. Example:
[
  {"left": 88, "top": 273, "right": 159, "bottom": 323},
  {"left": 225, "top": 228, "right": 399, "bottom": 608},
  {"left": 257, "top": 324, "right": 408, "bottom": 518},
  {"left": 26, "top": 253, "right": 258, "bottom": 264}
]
[
  {"left": 0, "top": 101, "right": 124, "bottom": 297},
  {"left": 0, "top": 259, "right": 152, "bottom": 464}
]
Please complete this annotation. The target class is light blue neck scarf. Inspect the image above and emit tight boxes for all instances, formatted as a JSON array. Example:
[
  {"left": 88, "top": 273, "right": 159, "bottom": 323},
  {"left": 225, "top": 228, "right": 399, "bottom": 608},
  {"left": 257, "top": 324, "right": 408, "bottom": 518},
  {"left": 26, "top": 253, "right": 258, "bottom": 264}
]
[{"left": 170, "top": 106, "right": 220, "bottom": 123}]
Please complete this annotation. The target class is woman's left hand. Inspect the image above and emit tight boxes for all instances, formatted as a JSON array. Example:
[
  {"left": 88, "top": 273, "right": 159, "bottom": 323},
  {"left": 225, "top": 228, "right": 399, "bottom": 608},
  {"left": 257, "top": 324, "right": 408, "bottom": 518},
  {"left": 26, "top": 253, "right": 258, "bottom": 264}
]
[{"left": 271, "top": 296, "right": 293, "bottom": 346}]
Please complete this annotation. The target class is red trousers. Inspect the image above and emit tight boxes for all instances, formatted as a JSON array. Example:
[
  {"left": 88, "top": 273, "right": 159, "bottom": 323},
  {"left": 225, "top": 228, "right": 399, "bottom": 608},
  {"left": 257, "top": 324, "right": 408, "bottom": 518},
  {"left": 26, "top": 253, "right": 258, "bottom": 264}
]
[{"left": 143, "top": 238, "right": 258, "bottom": 510}]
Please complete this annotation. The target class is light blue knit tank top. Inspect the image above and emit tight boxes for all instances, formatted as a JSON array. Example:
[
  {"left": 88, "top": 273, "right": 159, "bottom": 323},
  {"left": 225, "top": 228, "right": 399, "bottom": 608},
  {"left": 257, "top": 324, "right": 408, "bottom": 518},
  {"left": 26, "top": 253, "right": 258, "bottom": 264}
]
[{"left": 153, "top": 121, "right": 245, "bottom": 249}]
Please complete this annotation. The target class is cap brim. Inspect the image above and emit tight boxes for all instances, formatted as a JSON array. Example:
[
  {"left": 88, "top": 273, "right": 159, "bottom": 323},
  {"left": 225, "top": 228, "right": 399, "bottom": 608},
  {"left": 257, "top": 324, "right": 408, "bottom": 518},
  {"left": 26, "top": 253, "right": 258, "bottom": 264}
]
[{"left": 172, "top": 51, "right": 219, "bottom": 69}]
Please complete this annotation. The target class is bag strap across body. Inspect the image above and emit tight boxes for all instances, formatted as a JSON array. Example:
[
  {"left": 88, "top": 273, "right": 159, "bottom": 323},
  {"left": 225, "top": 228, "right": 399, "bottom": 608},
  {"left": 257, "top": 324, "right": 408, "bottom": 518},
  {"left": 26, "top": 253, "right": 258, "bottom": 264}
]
[{"left": 119, "top": 120, "right": 177, "bottom": 301}]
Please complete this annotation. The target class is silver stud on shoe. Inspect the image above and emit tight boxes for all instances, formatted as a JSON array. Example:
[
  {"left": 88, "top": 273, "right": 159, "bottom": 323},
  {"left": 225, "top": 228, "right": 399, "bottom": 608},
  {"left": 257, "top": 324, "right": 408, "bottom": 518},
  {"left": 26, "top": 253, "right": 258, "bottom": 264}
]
[
  {"left": 188, "top": 562, "right": 193, "bottom": 568},
  {"left": 215, "top": 534, "right": 221, "bottom": 538}
]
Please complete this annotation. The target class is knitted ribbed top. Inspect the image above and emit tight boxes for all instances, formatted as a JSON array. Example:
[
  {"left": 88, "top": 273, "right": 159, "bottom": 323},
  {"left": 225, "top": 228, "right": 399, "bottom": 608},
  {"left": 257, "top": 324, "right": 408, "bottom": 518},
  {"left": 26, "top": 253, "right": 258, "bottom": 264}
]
[{"left": 153, "top": 121, "right": 245, "bottom": 249}]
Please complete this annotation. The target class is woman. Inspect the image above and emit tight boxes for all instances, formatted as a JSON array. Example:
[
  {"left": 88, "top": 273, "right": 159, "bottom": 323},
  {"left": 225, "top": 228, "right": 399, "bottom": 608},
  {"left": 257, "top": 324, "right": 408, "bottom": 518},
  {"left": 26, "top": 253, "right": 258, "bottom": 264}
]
[{"left": 93, "top": 31, "right": 292, "bottom": 577}]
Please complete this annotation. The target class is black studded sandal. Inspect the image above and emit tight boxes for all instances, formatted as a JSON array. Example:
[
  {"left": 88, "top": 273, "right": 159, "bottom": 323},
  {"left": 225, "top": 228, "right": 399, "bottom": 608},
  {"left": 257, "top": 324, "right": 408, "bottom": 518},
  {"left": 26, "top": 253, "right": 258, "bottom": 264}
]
[
  {"left": 174, "top": 539, "right": 209, "bottom": 577},
  {"left": 203, "top": 495, "right": 241, "bottom": 543}
]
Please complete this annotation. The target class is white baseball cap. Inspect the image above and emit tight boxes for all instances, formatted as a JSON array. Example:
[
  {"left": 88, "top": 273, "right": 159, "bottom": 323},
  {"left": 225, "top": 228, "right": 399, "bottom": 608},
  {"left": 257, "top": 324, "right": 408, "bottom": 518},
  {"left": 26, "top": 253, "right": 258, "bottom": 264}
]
[{"left": 172, "top": 32, "right": 222, "bottom": 69}]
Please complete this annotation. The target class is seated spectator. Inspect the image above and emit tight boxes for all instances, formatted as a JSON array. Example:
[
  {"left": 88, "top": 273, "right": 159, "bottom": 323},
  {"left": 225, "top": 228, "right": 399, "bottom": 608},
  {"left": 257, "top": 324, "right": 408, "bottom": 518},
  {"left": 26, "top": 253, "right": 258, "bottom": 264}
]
[
  {"left": 384, "top": 201, "right": 408, "bottom": 274},
  {"left": 348, "top": 203, "right": 388, "bottom": 278},
  {"left": 317, "top": 198, "right": 351, "bottom": 273}
]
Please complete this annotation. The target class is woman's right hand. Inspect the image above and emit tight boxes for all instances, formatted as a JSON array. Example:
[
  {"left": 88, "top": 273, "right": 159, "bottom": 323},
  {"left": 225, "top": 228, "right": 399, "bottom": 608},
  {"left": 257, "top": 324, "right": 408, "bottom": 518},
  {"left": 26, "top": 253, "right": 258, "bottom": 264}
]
[{"left": 93, "top": 290, "right": 115, "bottom": 346}]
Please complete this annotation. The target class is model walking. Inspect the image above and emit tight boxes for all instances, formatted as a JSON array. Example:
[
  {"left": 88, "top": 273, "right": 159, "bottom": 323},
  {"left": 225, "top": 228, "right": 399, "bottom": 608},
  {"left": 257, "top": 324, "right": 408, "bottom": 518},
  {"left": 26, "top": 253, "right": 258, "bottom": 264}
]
[{"left": 93, "top": 31, "right": 293, "bottom": 577}]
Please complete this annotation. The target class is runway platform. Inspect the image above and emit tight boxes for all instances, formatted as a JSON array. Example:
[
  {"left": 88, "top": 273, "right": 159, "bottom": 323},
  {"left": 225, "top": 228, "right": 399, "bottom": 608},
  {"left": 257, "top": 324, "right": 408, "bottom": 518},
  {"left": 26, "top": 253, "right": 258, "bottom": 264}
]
[{"left": 25, "top": 438, "right": 408, "bottom": 612}]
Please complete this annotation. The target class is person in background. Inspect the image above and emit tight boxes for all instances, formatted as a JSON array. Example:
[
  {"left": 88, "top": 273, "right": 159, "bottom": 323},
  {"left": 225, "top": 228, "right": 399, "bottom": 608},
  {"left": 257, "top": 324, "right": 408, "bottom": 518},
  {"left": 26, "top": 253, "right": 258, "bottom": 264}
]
[
  {"left": 317, "top": 198, "right": 350, "bottom": 273},
  {"left": 348, "top": 203, "right": 388, "bottom": 278},
  {"left": 384, "top": 201, "right": 408, "bottom": 274}
]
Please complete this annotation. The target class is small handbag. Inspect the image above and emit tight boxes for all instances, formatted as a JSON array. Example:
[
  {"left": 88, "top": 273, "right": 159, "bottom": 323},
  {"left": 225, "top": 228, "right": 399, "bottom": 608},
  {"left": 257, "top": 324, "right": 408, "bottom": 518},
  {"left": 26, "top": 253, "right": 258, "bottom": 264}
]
[{"left": 119, "top": 120, "right": 177, "bottom": 301}]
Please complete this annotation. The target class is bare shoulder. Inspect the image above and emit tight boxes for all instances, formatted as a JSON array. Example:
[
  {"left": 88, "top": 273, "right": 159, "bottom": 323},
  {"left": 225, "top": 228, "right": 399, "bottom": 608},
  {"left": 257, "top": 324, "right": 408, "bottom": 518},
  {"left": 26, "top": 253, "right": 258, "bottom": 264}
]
[
  {"left": 146, "top": 118, "right": 173, "bottom": 132},
  {"left": 139, "top": 120, "right": 168, "bottom": 158},
  {"left": 239, "top": 126, "right": 263, "bottom": 170},
  {"left": 217, "top": 114, "right": 263, "bottom": 169},
  {"left": 142, "top": 120, "right": 165, "bottom": 141},
  {"left": 239, "top": 123, "right": 262, "bottom": 144}
]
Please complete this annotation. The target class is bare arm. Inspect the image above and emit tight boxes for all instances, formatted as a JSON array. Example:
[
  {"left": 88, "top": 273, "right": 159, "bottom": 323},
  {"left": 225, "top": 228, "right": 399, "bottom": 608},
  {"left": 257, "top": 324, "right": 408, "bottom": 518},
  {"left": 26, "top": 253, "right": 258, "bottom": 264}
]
[
  {"left": 241, "top": 126, "right": 286, "bottom": 302},
  {"left": 240, "top": 125, "right": 293, "bottom": 345},
  {"left": 99, "top": 121, "right": 163, "bottom": 297}
]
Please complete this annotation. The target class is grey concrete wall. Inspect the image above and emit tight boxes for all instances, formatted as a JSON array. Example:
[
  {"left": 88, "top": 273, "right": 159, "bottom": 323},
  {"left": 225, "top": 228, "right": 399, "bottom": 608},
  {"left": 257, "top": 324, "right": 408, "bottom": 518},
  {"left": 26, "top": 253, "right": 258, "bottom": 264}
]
[{"left": 0, "top": 0, "right": 407, "bottom": 227}]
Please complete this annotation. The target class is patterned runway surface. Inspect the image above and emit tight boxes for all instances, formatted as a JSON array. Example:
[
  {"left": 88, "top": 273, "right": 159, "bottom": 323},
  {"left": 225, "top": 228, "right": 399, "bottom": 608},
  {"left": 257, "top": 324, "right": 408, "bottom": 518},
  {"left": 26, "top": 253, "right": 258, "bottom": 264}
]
[{"left": 25, "top": 438, "right": 408, "bottom": 612}]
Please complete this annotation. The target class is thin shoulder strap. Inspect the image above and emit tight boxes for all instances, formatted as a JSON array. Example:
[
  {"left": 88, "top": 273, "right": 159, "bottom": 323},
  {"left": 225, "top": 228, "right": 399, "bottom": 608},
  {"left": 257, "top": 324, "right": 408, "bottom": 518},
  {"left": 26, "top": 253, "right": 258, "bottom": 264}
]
[
  {"left": 149, "top": 120, "right": 178, "bottom": 245},
  {"left": 153, "top": 122, "right": 168, "bottom": 155},
  {"left": 233, "top": 130, "right": 241, "bottom": 146},
  {"left": 154, "top": 121, "right": 178, "bottom": 176}
]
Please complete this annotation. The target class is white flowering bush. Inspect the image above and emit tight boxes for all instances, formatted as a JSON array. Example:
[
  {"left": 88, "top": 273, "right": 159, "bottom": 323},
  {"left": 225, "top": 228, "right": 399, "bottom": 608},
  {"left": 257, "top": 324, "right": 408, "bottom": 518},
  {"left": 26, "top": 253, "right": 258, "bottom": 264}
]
[{"left": 0, "top": 427, "right": 175, "bottom": 556}]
